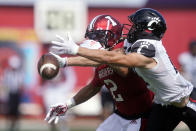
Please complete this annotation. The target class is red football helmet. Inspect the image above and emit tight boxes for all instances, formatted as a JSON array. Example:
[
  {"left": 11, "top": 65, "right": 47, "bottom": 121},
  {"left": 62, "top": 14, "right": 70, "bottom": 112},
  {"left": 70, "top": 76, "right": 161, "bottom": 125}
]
[{"left": 85, "top": 15, "right": 123, "bottom": 49}]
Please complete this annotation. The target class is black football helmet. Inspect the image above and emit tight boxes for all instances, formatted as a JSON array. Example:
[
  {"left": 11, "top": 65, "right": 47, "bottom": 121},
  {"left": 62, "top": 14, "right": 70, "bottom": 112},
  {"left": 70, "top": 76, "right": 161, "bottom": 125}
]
[
  {"left": 85, "top": 15, "right": 123, "bottom": 49},
  {"left": 127, "top": 8, "right": 167, "bottom": 43}
]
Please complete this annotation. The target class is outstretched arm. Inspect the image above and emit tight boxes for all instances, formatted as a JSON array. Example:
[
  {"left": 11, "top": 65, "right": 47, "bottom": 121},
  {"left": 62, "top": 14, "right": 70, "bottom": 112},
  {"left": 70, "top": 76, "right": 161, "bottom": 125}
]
[
  {"left": 67, "top": 56, "right": 101, "bottom": 67},
  {"left": 78, "top": 47, "right": 155, "bottom": 68},
  {"left": 49, "top": 33, "right": 155, "bottom": 69},
  {"left": 45, "top": 82, "right": 101, "bottom": 124},
  {"left": 108, "top": 48, "right": 129, "bottom": 77},
  {"left": 50, "top": 51, "right": 129, "bottom": 76},
  {"left": 49, "top": 52, "right": 101, "bottom": 67},
  {"left": 73, "top": 83, "right": 101, "bottom": 105},
  {"left": 69, "top": 48, "right": 129, "bottom": 77}
]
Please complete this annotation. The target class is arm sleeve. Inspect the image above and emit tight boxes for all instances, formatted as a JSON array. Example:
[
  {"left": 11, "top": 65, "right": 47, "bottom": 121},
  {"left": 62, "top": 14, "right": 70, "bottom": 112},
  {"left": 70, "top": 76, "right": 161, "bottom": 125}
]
[{"left": 131, "top": 41, "right": 156, "bottom": 57}]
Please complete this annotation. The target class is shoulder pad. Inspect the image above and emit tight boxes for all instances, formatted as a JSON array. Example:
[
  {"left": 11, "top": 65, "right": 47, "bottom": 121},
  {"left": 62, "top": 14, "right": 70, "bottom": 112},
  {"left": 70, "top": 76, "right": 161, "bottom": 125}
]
[{"left": 131, "top": 41, "right": 155, "bottom": 57}]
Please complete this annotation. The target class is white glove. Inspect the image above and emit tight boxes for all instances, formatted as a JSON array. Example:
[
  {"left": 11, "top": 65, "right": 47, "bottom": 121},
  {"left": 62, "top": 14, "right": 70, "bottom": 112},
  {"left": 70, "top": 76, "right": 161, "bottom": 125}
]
[
  {"left": 45, "top": 103, "right": 68, "bottom": 124},
  {"left": 50, "top": 32, "right": 79, "bottom": 55},
  {"left": 49, "top": 52, "right": 67, "bottom": 67},
  {"left": 45, "top": 98, "right": 76, "bottom": 124}
]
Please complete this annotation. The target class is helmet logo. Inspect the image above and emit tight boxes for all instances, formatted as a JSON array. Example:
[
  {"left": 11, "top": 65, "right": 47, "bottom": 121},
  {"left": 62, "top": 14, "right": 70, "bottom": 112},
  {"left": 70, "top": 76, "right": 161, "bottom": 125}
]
[
  {"left": 147, "top": 17, "right": 160, "bottom": 30},
  {"left": 105, "top": 16, "right": 117, "bottom": 26}
]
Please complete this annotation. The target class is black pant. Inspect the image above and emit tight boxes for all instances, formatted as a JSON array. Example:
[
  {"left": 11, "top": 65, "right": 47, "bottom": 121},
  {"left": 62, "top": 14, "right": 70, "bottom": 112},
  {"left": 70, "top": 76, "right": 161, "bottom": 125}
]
[
  {"left": 146, "top": 103, "right": 196, "bottom": 131},
  {"left": 7, "top": 92, "right": 21, "bottom": 117}
]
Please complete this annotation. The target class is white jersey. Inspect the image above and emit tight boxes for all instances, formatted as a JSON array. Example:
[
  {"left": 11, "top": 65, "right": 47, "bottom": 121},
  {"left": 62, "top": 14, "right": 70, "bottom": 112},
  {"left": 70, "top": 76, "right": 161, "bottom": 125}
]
[{"left": 130, "top": 39, "right": 193, "bottom": 105}]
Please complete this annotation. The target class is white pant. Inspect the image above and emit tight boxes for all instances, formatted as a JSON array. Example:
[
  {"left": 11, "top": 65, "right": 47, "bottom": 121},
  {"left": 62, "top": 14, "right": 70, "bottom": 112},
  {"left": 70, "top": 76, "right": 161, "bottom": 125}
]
[{"left": 96, "top": 113, "right": 142, "bottom": 131}]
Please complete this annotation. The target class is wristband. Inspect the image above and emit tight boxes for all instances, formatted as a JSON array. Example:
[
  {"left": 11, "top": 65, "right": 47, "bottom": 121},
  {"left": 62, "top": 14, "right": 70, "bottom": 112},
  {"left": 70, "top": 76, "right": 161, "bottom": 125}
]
[
  {"left": 66, "top": 98, "right": 76, "bottom": 109},
  {"left": 66, "top": 57, "right": 70, "bottom": 67},
  {"left": 73, "top": 45, "right": 79, "bottom": 55}
]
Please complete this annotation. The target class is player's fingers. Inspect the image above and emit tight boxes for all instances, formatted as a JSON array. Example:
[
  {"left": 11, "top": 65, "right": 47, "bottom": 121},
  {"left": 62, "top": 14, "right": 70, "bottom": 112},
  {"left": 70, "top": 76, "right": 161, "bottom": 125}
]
[
  {"left": 64, "top": 32, "right": 71, "bottom": 42},
  {"left": 45, "top": 114, "right": 50, "bottom": 121},
  {"left": 45, "top": 109, "right": 53, "bottom": 121},
  {"left": 50, "top": 45, "right": 64, "bottom": 50},
  {"left": 56, "top": 35, "right": 65, "bottom": 42},
  {"left": 49, "top": 46, "right": 62, "bottom": 53},
  {"left": 48, "top": 116, "right": 55, "bottom": 124},
  {"left": 67, "top": 32, "right": 73, "bottom": 42},
  {"left": 50, "top": 46, "right": 64, "bottom": 53},
  {"left": 48, "top": 52, "right": 58, "bottom": 57},
  {"left": 48, "top": 52, "right": 61, "bottom": 59},
  {"left": 54, "top": 117, "right": 59, "bottom": 124},
  {"left": 51, "top": 41, "right": 64, "bottom": 46},
  {"left": 50, "top": 49, "right": 65, "bottom": 55}
]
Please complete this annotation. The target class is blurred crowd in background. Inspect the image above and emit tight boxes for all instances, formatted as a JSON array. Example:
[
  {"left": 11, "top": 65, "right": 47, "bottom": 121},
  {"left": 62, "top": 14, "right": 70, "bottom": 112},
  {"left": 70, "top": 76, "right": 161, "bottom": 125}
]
[{"left": 0, "top": 0, "right": 196, "bottom": 131}]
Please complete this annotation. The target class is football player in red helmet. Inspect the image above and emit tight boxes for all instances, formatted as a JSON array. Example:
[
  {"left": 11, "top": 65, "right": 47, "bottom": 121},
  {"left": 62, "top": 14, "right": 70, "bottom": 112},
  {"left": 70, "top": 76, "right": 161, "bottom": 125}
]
[
  {"left": 85, "top": 15, "right": 123, "bottom": 49},
  {"left": 47, "top": 14, "right": 154, "bottom": 131}
]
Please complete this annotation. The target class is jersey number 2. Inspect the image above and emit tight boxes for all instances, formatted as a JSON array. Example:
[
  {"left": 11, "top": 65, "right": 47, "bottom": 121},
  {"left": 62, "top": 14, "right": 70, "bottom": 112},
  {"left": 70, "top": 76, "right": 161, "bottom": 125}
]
[{"left": 104, "top": 79, "right": 124, "bottom": 102}]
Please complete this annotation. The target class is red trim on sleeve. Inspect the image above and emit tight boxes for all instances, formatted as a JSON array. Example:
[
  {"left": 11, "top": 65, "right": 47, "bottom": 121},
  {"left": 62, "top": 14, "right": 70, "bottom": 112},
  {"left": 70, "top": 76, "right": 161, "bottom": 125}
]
[{"left": 190, "top": 97, "right": 196, "bottom": 103}]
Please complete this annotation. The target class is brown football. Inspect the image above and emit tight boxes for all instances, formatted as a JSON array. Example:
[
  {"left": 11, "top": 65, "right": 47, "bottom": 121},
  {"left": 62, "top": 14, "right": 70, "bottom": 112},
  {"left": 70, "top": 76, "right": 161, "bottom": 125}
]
[{"left": 37, "top": 53, "right": 59, "bottom": 80}]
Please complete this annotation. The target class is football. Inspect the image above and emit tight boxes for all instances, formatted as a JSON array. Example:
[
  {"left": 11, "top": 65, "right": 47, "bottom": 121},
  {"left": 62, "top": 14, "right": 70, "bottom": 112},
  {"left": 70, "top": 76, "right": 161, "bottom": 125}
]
[{"left": 37, "top": 53, "right": 59, "bottom": 80}]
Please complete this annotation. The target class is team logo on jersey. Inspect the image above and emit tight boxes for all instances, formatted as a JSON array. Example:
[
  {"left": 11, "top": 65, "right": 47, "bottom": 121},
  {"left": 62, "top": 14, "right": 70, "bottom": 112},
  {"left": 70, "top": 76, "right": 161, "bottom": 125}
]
[
  {"left": 98, "top": 67, "right": 113, "bottom": 79},
  {"left": 136, "top": 41, "right": 152, "bottom": 55},
  {"left": 131, "top": 41, "right": 155, "bottom": 57}
]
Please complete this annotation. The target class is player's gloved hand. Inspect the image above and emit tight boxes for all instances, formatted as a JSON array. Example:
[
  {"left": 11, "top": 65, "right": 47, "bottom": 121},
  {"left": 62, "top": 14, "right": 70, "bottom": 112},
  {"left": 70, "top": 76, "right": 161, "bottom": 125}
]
[
  {"left": 45, "top": 103, "right": 68, "bottom": 124},
  {"left": 45, "top": 98, "right": 76, "bottom": 124},
  {"left": 49, "top": 52, "right": 67, "bottom": 67},
  {"left": 50, "top": 32, "right": 79, "bottom": 55}
]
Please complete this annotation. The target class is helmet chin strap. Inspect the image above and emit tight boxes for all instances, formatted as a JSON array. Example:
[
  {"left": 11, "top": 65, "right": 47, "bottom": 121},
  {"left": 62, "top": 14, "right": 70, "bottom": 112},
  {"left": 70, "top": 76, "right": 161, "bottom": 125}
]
[
  {"left": 107, "top": 36, "right": 124, "bottom": 51},
  {"left": 108, "top": 43, "right": 117, "bottom": 51},
  {"left": 102, "top": 34, "right": 109, "bottom": 49},
  {"left": 103, "top": 37, "right": 116, "bottom": 51}
]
